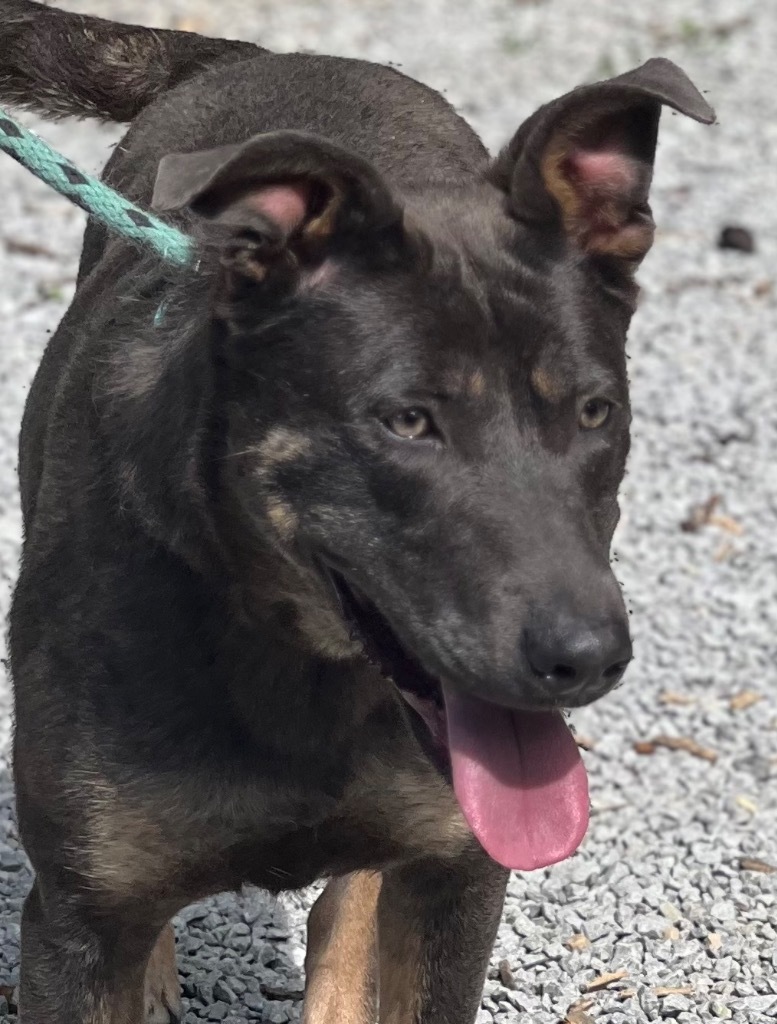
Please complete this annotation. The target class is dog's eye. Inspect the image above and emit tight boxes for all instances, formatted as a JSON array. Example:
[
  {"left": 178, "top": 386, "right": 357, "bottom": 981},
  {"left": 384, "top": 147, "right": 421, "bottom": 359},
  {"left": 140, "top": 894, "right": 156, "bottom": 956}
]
[
  {"left": 579, "top": 398, "right": 612, "bottom": 430},
  {"left": 385, "top": 408, "right": 434, "bottom": 440}
]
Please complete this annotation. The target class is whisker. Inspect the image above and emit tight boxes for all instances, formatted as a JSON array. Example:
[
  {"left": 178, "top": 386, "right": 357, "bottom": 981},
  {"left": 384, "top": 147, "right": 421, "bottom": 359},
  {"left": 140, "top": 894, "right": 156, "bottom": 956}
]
[{"left": 220, "top": 447, "right": 262, "bottom": 461}]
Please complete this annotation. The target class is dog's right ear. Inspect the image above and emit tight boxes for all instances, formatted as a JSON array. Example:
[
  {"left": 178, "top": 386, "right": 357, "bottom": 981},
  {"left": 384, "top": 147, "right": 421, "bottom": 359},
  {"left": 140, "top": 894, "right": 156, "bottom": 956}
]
[{"left": 152, "top": 130, "right": 404, "bottom": 283}]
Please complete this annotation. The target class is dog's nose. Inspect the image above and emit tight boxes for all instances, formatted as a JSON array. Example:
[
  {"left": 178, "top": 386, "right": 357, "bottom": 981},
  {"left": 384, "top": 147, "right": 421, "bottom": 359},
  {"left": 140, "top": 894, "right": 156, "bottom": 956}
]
[{"left": 525, "top": 614, "right": 632, "bottom": 704}]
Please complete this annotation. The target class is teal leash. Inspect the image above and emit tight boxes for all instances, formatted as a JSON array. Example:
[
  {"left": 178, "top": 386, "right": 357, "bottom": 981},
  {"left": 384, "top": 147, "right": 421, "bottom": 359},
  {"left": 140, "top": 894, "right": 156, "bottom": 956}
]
[{"left": 0, "top": 108, "right": 194, "bottom": 267}]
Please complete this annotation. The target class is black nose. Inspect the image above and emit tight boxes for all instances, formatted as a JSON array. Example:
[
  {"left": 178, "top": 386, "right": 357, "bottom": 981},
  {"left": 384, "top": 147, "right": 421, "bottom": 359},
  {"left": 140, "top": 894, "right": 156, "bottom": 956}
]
[{"left": 525, "top": 613, "right": 632, "bottom": 704}]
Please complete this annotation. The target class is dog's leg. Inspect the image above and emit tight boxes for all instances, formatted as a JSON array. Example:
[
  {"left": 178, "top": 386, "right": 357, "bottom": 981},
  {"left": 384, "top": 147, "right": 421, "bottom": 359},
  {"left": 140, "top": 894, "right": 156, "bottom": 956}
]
[
  {"left": 20, "top": 878, "right": 166, "bottom": 1024},
  {"left": 377, "top": 849, "right": 508, "bottom": 1024},
  {"left": 303, "top": 872, "right": 381, "bottom": 1024},
  {"left": 144, "top": 925, "right": 182, "bottom": 1024}
]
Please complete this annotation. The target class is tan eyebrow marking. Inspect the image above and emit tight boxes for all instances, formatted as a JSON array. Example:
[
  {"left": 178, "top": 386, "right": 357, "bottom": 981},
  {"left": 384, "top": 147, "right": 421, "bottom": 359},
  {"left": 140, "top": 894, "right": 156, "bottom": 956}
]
[
  {"left": 441, "top": 367, "right": 487, "bottom": 399},
  {"left": 467, "top": 369, "right": 486, "bottom": 398},
  {"left": 531, "top": 366, "right": 565, "bottom": 403}
]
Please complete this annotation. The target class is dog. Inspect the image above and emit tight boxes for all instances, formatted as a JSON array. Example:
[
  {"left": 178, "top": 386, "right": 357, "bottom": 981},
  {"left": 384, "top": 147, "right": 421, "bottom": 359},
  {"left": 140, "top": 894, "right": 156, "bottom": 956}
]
[{"left": 1, "top": 2, "right": 714, "bottom": 1021}]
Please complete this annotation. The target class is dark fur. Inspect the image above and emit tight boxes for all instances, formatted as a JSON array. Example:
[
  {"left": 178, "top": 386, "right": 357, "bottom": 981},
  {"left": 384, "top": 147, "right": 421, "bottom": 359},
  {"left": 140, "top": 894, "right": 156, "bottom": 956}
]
[
  {"left": 0, "top": 0, "right": 258, "bottom": 121},
  {"left": 2, "top": 2, "right": 714, "bottom": 1021}
]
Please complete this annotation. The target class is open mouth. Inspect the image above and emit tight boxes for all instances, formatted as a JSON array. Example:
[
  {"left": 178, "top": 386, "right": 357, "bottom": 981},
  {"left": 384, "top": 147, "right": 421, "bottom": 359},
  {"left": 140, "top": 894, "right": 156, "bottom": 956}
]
[
  {"left": 323, "top": 564, "right": 591, "bottom": 872},
  {"left": 326, "top": 567, "right": 448, "bottom": 746}
]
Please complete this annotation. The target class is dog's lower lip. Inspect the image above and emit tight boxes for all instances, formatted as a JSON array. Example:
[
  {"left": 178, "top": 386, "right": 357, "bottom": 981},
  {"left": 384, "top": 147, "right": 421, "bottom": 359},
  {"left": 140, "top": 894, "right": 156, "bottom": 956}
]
[{"left": 400, "top": 691, "right": 448, "bottom": 748}]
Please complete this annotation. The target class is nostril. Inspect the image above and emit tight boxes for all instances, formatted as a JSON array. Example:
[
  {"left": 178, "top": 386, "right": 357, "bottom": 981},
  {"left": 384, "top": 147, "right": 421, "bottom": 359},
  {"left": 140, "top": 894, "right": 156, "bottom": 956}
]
[
  {"left": 525, "top": 620, "right": 631, "bottom": 697},
  {"left": 551, "top": 663, "right": 577, "bottom": 683},
  {"left": 604, "top": 659, "right": 629, "bottom": 680}
]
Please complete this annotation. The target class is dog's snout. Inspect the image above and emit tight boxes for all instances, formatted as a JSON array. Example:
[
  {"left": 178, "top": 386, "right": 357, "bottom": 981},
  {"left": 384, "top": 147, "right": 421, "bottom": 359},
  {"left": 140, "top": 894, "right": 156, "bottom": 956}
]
[{"left": 525, "top": 612, "right": 632, "bottom": 705}]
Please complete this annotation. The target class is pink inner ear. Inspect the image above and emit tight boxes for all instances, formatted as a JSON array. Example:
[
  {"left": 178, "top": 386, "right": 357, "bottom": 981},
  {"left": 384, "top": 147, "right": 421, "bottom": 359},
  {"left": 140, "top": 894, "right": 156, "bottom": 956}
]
[
  {"left": 560, "top": 146, "right": 653, "bottom": 256},
  {"left": 242, "top": 181, "right": 312, "bottom": 234},
  {"left": 567, "top": 149, "right": 637, "bottom": 196}
]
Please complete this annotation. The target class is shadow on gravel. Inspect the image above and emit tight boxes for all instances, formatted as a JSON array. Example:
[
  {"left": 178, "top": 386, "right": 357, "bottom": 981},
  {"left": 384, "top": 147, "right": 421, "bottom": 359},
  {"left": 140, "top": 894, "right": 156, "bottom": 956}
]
[{"left": 0, "top": 764, "right": 307, "bottom": 1023}]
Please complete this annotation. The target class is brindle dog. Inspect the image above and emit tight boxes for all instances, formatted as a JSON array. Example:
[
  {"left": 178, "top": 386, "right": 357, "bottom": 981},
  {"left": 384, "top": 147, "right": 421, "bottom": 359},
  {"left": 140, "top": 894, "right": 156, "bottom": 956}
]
[{"left": 1, "top": 2, "right": 714, "bottom": 1022}]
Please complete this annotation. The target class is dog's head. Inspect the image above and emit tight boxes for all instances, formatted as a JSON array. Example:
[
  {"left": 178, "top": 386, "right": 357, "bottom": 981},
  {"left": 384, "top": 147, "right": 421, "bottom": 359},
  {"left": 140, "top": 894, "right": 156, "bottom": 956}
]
[{"left": 151, "top": 58, "right": 713, "bottom": 869}]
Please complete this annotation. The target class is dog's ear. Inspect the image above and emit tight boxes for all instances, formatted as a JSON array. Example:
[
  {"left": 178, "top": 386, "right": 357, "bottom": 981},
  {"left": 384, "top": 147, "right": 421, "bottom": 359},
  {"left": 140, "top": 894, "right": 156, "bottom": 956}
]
[
  {"left": 491, "top": 58, "right": 715, "bottom": 265},
  {"left": 152, "top": 130, "right": 402, "bottom": 282}
]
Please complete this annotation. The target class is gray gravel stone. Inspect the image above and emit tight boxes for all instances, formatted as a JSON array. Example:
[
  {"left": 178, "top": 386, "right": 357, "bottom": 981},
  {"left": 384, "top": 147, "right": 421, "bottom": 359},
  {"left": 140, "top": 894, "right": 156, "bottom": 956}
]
[
  {"left": 663, "top": 995, "right": 693, "bottom": 1017},
  {"left": 662, "top": 902, "right": 684, "bottom": 923},
  {"left": 265, "top": 1005, "right": 292, "bottom": 1024},
  {"left": 213, "top": 981, "right": 237, "bottom": 1005},
  {"left": 710, "top": 1000, "right": 733, "bottom": 1018},
  {"left": 729, "top": 994, "right": 777, "bottom": 1015},
  {"left": 242, "top": 992, "right": 266, "bottom": 1013}
]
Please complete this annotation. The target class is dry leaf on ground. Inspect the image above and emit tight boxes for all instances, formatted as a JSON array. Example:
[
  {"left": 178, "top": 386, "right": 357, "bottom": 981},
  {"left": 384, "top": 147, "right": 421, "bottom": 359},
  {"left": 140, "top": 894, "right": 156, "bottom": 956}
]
[
  {"left": 583, "top": 969, "right": 628, "bottom": 992},
  {"left": 4, "top": 237, "right": 57, "bottom": 258},
  {"left": 617, "top": 984, "right": 693, "bottom": 1002},
  {"left": 729, "top": 691, "right": 762, "bottom": 711},
  {"left": 633, "top": 735, "right": 717, "bottom": 762},
  {"left": 634, "top": 740, "right": 657, "bottom": 755},
  {"left": 740, "top": 857, "right": 776, "bottom": 874},
  {"left": 680, "top": 496, "right": 744, "bottom": 536},
  {"left": 565, "top": 998, "right": 595, "bottom": 1024},
  {"left": 574, "top": 735, "right": 596, "bottom": 751},
  {"left": 659, "top": 691, "right": 695, "bottom": 705},
  {"left": 708, "top": 513, "right": 744, "bottom": 536},
  {"left": 681, "top": 494, "right": 720, "bottom": 532},
  {"left": 566, "top": 1009, "right": 595, "bottom": 1024},
  {"left": 498, "top": 959, "right": 516, "bottom": 989}
]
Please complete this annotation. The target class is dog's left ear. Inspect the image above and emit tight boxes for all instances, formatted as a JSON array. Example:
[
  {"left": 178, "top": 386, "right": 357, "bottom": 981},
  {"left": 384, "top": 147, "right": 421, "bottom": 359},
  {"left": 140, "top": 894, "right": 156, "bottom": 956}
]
[
  {"left": 491, "top": 58, "right": 715, "bottom": 265},
  {"left": 152, "top": 130, "right": 403, "bottom": 281}
]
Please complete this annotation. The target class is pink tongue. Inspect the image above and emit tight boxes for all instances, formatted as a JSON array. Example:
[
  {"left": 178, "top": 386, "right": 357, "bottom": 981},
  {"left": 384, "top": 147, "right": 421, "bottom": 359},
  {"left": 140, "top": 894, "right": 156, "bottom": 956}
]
[{"left": 443, "top": 684, "right": 589, "bottom": 871}]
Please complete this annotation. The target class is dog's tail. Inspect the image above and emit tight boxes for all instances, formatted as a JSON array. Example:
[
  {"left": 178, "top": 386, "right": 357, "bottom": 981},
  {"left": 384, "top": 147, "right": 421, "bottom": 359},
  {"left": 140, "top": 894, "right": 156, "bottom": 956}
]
[{"left": 0, "top": 0, "right": 260, "bottom": 123}]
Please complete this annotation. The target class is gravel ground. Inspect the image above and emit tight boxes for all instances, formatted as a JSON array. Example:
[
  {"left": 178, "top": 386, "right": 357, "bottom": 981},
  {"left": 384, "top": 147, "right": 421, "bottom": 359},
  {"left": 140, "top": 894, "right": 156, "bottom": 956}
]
[{"left": 1, "top": 2, "right": 776, "bottom": 1022}]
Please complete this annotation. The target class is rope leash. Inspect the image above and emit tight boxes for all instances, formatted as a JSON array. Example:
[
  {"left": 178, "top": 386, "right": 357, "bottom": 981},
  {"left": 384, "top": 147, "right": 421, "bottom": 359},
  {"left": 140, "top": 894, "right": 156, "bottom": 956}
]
[{"left": 0, "top": 108, "right": 194, "bottom": 267}]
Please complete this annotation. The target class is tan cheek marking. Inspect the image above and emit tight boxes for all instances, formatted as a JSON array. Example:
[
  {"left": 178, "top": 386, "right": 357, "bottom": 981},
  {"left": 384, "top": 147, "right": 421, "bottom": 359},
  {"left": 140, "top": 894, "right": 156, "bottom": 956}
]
[
  {"left": 266, "top": 494, "right": 299, "bottom": 541},
  {"left": 468, "top": 369, "right": 486, "bottom": 398},
  {"left": 531, "top": 366, "right": 565, "bottom": 403},
  {"left": 258, "top": 428, "right": 313, "bottom": 469},
  {"left": 294, "top": 594, "right": 357, "bottom": 660},
  {"left": 255, "top": 430, "right": 311, "bottom": 542}
]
